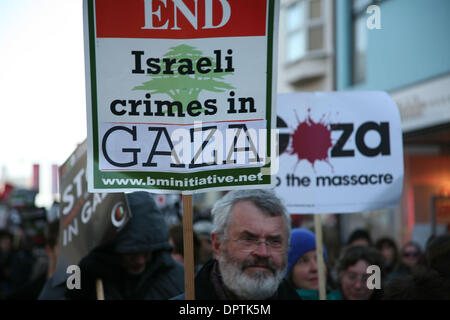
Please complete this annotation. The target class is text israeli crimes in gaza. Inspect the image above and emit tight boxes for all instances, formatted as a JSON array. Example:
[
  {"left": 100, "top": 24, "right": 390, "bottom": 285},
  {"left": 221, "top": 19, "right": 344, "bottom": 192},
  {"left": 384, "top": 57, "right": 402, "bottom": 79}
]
[{"left": 108, "top": 50, "right": 256, "bottom": 118}]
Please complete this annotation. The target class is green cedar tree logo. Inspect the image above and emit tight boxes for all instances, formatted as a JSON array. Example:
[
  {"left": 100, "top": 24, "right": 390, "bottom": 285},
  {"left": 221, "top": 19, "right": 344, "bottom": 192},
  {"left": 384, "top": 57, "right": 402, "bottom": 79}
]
[{"left": 133, "top": 44, "right": 235, "bottom": 113}]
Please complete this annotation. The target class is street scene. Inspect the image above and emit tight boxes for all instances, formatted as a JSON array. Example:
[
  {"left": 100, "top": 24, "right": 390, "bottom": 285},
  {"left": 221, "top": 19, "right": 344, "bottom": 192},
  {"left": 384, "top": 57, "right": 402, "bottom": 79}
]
[{"left": 0, "top": 0, "right": 449, "bottom": 306}]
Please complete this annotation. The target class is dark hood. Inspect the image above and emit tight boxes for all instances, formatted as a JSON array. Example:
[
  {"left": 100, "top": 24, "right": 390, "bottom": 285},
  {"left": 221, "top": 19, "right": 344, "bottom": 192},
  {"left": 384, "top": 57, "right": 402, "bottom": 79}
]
[{"left": 113, "top": 191, "right": 172, "bottom": 254}]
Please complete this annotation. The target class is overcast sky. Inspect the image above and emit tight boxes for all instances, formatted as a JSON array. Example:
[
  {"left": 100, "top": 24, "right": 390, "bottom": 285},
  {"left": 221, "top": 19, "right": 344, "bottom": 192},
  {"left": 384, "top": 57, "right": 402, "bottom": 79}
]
[{"left": 0, "top": 0, "right": 87, "bottom": 206}]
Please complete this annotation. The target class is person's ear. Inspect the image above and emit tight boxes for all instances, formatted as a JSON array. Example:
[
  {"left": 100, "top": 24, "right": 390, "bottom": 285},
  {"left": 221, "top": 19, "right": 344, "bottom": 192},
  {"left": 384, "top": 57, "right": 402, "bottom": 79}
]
[{"left": 211, "top": 232, "right": 222, "bottom": 257}]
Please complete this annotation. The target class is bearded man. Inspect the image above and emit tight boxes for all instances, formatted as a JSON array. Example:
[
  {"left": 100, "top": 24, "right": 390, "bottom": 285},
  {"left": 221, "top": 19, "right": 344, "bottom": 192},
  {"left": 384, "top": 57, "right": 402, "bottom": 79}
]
[{"left": 172, "top": 189, "right": 300, "bottom": 300}]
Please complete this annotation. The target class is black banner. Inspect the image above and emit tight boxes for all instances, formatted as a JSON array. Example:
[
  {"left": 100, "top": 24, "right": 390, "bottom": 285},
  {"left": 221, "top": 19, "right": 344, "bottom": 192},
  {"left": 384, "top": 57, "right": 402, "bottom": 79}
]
[{"left": 53, "top": 140, "right": 131, "bottom": 285}]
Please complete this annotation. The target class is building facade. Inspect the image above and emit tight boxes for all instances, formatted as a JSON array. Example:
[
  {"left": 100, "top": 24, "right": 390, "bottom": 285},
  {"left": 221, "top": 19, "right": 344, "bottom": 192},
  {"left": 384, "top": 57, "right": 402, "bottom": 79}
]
[
  {"left": 277, "top": 0, "right": 335, "bottom": 92},
  {"left": 335, "top": 0, "right": 450, "bottom": 248}
]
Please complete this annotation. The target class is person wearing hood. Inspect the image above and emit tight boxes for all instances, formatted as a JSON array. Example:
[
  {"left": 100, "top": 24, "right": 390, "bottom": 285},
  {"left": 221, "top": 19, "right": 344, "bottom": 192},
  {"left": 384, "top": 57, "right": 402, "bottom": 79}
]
[
  {"left": 65, "top": 191, "right": 185, "bottom": 300},
  {"left": 286, "top": 228, "right": 340, "bottom": 300}
]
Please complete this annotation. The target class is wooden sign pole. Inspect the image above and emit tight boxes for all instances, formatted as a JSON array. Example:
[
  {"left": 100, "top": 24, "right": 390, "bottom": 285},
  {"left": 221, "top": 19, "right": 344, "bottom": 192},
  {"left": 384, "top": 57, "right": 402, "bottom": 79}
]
[
  {"left": 314, "top": 214, "right": 327, "bottom": 300},
  {"left": 96, "top": 278, "right": 104, "bottom": 300},
  {"left": 182, "top": 194, "right": 196, "bottom": 300}
]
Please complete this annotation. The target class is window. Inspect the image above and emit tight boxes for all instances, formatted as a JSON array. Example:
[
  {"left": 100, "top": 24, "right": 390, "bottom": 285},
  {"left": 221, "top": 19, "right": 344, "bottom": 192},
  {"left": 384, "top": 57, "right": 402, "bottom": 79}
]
[
  {"left": 286, "top": 0, "right": 324, "bottom": 62},
  {"left": 351, "top": 0, "right": 371, "bottom": 84}
]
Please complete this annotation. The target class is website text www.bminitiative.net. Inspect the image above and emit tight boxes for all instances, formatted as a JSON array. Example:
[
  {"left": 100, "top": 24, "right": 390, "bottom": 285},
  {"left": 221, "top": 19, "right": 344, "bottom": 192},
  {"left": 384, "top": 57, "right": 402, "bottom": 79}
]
[{"left": 101, "top": 172, "right": 264, "bottom": 188}]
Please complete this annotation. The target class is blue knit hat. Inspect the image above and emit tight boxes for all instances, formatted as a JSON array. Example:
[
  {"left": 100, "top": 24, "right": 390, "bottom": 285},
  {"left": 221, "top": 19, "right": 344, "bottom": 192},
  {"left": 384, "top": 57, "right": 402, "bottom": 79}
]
[{"left": 286, "top": 228, "right": 328, "bottom": 276}]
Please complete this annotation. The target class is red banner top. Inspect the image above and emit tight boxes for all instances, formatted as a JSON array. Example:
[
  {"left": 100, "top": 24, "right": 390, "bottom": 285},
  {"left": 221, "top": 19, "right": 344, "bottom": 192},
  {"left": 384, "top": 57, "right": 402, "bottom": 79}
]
[{"left": 95, "top": 0, "right": 267, "bottom": 39}]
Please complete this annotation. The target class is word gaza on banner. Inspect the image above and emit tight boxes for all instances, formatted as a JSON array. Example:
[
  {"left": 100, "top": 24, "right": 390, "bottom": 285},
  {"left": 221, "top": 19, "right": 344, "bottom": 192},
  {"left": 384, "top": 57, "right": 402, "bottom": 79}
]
[
  {"left": 275, "top": 92, "right": 404, "bottom": 214},
  {"left": 83, "top": 0, "right": 279, "bottom": 193},
  {"left": 53, "top": 140, "right": 131, "bottom": 287}
]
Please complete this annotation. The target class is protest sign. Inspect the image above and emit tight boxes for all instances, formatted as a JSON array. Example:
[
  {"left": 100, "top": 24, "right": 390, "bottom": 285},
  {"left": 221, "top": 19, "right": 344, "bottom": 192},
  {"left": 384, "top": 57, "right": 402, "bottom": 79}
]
[
  {"left": 53, "top": 141, "right": 131, "bottom": 286},
  {"left": 275, "top": 91, "right": 404, "bottom": 299},
  {"left": 275, "top": 91, "right": 404, "bottom": 213},
  {"left": 276, "top": 92, "right": 403, "bottom": 213},
  {"left": 83, "top": 0, "right": 279, "bottom": 194}
]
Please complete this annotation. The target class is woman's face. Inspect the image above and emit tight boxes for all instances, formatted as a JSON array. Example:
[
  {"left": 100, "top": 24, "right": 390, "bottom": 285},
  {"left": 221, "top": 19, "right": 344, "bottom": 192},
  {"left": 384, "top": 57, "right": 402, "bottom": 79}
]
[
  {"left": 380, "top": 244, "right": 395, "bottom": 265},
  {"left": 291, "top": 250, "right": 326, "bottom": 290},
  {"left": 401, "top": 244, "right": 420, "bottom": 267},
  {"left": 340, "top": 259, "right": 372, "bottom": 300}
]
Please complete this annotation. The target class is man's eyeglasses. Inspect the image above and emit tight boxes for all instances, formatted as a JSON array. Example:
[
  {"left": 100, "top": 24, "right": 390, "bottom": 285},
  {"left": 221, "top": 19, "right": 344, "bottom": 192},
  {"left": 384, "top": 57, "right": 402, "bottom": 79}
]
[{"left": 233, "top": 238, "right": 285, "bottom": 252}]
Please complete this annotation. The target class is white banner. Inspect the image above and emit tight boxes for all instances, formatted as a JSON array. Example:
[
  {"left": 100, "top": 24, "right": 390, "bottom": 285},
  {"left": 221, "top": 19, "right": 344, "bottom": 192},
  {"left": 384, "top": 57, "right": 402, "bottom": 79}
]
[
  {"left": 275, "top": 92, "right": 404, "bottom": 214},
  {"left": 83, "top": 0, "right": 279, "bottom": 193}
]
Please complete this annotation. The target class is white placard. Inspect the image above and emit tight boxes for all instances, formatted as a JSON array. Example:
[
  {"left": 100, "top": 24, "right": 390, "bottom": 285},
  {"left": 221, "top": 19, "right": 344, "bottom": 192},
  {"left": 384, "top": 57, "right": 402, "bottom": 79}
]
[{"left": 275, "top": 91, "right": 404, "bottom": 213}]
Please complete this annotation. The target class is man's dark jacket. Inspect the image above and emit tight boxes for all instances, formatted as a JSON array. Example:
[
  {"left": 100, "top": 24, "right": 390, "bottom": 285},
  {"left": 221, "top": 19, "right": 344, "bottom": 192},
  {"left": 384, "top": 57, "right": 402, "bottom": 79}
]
[
  {"left": 172, "top": 259, "right": 301, "bottom": 300},
  {"left": 65, "top": 192, "right": 184, "bottom": 300}
]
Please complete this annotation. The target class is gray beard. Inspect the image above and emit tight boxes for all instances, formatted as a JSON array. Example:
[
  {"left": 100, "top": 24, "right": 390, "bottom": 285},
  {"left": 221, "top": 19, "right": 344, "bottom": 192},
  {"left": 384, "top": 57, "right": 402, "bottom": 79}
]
[{"left": 218, "top": 249, "right": 287, "bottom": 300}]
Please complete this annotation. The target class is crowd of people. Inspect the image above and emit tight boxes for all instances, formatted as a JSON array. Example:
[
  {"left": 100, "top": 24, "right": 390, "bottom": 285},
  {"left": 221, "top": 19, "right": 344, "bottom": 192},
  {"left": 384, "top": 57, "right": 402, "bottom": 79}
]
[
  {"left": 286, "top": 227, "right": 450, "bottom": 300},
  {"left": 0, "top": 188, "right": 449, "bottom": 300}
]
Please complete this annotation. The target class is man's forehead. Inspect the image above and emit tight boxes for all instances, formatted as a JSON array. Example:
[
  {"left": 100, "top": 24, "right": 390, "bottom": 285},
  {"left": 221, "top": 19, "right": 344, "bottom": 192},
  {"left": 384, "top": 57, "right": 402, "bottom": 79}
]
[
  {"left": 230, "top": 199, "right": 270, "bottom": 213},
  {"left": 230, "top": 200, "right": 269, "bottom": 218},
  {"left": 228, "top": 200, "right": 286, "bottom": 236}
]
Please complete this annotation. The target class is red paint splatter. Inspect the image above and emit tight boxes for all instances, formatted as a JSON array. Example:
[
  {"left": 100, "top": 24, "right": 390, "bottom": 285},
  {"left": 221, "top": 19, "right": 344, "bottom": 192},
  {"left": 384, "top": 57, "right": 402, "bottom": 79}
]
[{"left": 289, "top": 108, "right": 333, "bottom": 172}]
